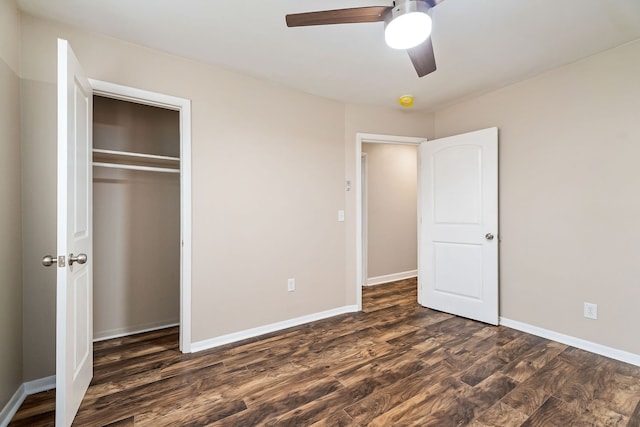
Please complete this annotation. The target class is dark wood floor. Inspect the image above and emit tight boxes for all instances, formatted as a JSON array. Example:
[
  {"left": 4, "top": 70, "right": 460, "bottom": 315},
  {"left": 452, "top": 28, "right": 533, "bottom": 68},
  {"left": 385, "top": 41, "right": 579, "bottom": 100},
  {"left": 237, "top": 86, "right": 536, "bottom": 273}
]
[{"left": 10, "top": 278, "right": 640, "bottom": 426}]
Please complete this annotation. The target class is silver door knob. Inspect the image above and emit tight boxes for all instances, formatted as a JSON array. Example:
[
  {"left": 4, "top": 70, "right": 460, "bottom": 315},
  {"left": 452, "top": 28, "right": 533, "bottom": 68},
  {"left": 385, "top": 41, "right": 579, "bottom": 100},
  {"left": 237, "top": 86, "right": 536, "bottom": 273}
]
[
  {"left": 485, "top": 233, "right": 494, "bottom": 240},
  {"left": 42, "top": 255, "right": 57, "bottom": 267},
  {"left": 69, "top": 253, "right": 88, "bottom": 266}
]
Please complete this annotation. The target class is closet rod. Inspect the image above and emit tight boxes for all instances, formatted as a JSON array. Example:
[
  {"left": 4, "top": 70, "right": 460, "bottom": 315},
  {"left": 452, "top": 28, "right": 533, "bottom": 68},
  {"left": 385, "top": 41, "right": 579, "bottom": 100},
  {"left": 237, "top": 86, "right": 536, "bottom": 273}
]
[
  {"left": 93, "top": 162, "right": 180, "bottom": 174},
  {"left": 93, "top": 148, "right": 180, "bottom": 162}
]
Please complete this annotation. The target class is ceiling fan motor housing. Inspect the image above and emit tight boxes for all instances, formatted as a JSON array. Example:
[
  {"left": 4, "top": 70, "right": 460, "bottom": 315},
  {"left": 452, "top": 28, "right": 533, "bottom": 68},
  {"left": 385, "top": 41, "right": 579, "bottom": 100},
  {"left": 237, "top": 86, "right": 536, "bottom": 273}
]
[
  {"left": 385, "top": 0, "right": 433, "bottom": 50},
  {"left": 386, "top": 0, "right": 431, "bottom": 23}
]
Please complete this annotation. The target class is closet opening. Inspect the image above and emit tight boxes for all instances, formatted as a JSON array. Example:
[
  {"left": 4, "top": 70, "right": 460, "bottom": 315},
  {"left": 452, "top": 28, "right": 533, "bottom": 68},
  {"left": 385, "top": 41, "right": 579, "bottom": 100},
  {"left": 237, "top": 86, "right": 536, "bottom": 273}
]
[{"left": 91, "top": 91, "right": 188, "bottom": 350}]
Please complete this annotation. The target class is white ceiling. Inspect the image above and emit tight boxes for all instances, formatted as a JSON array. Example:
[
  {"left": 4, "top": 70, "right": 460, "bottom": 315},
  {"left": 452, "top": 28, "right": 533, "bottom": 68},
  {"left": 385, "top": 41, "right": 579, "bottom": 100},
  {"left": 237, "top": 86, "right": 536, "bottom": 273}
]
[{"left": 17, "top": 0, "right": 640, "bottom": 111}]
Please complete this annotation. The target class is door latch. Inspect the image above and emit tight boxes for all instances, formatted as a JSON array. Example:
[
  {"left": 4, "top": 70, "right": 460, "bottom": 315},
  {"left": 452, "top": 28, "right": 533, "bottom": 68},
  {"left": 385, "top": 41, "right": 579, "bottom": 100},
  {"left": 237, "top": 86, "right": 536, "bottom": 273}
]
[{"left": 42, "top": 255, "right": 65, "bottom": 267}]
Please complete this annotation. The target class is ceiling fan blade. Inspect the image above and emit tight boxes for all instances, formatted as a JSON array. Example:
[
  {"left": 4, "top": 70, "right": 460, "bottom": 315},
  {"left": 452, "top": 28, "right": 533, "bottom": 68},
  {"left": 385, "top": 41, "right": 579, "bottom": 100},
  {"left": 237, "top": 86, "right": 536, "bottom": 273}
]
[
  {"left": 407, "top": 37, "right": 437, "bottom": 77},
  {"left": 286, "top": 6, "right": 390, "bottom": 27}
]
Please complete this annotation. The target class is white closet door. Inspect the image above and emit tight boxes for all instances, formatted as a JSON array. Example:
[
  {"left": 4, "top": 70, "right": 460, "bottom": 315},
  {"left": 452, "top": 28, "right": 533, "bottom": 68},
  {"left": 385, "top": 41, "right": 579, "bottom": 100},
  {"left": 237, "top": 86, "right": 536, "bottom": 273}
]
[{"left": 56, "top": 38, "right": 94, "bottom": 427}]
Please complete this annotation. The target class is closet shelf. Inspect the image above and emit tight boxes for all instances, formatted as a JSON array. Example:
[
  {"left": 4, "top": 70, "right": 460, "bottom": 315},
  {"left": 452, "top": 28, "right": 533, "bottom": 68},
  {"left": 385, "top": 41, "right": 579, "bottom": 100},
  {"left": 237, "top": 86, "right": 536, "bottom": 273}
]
[{"left": 93, "top": 148, "right": 180, "bottom": 173}]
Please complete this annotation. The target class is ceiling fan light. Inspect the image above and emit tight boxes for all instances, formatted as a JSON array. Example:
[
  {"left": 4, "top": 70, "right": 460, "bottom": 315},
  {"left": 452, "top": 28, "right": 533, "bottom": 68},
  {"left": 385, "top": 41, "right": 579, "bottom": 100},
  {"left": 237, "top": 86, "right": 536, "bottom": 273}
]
[{"left": 385, "top": 11, "right": 432, "bottom": 50}]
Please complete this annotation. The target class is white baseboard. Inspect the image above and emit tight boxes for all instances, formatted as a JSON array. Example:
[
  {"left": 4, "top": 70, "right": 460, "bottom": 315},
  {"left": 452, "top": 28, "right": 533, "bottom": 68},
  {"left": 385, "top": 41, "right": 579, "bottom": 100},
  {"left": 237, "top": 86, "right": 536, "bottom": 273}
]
[
  {"left": 191, "top": 305, "right": 359, "bottom": 353},
  {"left": 0, "top": 375, "right": 55, "bottom": 427},
  {"left": 94, "top": 321, "right": 179, "bottom": 342},
  {"left": 365, "top": 270, "right": 417, "bottom": 286},
  {"left": 0, "top": 384, "right": 25, "bottom": 427},
  {"left": 24, "top": 375, "right": 56, "bottom": 395},
  {"left": 499, "top": 317, "right": 640, "bottom": 367}
]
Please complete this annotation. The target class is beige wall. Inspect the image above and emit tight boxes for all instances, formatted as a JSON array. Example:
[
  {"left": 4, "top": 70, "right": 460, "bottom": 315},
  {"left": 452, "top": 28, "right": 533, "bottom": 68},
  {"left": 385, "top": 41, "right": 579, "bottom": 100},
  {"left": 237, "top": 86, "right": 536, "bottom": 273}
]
[
  {"left": 362, "top": 143, "right": 417, "bottom": 279},
  {"left": 19, "top": 13, "right": 353, "bottom": 379},
  {"left": 0, "top": 0, "right": 24, "bottom": 409},
  {"left": 93, "top": 97, "right": 180, "bottom": 339},
  {"left": 20, "top": 70, "right": 56, "bottom": 380},
  {"left": 343, "top": 104, "right": 434, "bottom": 304},
  {"left": 434, "top": 39, "right": 640, "bottom": 355}
]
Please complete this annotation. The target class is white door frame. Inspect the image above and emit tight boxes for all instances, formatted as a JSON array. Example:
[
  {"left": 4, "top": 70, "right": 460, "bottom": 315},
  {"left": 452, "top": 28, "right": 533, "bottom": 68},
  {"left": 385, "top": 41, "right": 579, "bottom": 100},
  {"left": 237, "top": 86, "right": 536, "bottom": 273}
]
[
  {"left": 355, "top": 133, "right": 427, "bottom": 310},
  {"left": 361, "top": 153, "right": 368, "bottom": 286},
  {"left": 89, "top": 79, "right": 193, "bottom": 353}
]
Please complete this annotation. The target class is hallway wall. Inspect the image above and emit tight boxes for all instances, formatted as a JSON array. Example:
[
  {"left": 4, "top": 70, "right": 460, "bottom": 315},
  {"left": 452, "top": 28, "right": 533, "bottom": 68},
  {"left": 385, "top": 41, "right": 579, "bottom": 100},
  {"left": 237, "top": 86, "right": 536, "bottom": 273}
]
[{"left": 362, "top": 143, "right": 418, "bottom": 281}]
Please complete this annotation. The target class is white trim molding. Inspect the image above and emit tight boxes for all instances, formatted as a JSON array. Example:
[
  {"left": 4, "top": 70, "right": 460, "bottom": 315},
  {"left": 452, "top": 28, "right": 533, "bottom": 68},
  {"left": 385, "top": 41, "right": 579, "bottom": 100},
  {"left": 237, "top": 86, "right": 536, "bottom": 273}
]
[
  {"left": 500, "top": 317, "right": 640, "bottom": 367},
  {"left": 1, "top": 376, "right": 55, "bottom": 427},
  {"left": 355, "top": 133, "right": 428, "bottom": 311},
  {"left": 89, "top": 79, "right": 193, "bottom": 354},
  {"left": 0, "top": 386, "right": 24, "bottom": 427},
  {"left": 93, "top": 322, "right": 180, "bottom": 342},
  {"left": 24, "top": 375, "right": 56, "bottom": 395},
  {"left": 191, "top": 305, "right": 359, "bottom": 353},
  {"left": 365, "top": 270, "right": 418, "bottom": 286}
]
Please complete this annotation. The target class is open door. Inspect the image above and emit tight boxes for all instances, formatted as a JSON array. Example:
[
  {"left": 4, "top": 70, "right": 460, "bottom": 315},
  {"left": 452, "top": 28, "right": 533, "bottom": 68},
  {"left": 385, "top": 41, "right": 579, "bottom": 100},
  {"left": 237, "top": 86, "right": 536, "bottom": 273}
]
[
  {"left": 418, "top": 127, "right": 498, "bottom": 325},
  {"left": 56, "top": 38, "right": 93, "bottom": 426}
]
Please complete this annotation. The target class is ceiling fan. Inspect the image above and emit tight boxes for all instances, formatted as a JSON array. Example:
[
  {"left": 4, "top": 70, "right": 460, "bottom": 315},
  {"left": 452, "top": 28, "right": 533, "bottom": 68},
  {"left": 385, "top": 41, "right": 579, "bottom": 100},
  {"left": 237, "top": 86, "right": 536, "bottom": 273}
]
[{"left": 285, "top": 0, "right": 445, "bottom": 77}]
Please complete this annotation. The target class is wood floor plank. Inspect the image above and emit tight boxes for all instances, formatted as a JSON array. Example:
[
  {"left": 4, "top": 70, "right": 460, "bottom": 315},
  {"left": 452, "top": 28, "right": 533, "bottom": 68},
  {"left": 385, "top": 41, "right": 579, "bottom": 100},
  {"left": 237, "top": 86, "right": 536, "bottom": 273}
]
[
  {"left": 344, "top": 359, "right": 458, "bottom": 425},
  {"left": 461, "top": 353, "right": 508, "bottom": 386},
  {"left": 308, "top": 409, "right": 356, "bottom": 427},
  {"left": 629, "top": 398, "right": 640, "bottom": 427},
  {"left": 520, "top": 396, "right": 577, "bottom": 427},
  {"left": 210, "top": 377, "right": 344, "bottom": 426},
  {"left": 471, "top": 401, "right": 529, "bottom": 427},
  {"left": 592, "top": 371, "right": 640, "bottom": 416},
  {"left": 576, "top": 399, "right": 629, "bottom": 426},
  {"left": 269, "top": 385, "right": 359, "bottom": 426},
  {"left": 7, "top": 410, "right": 55, "bottom": 427},
  {"left": 238, "top": 363, "right": 343, "bottom": 407},
  {"left": 366, "top": 376, "right": 472, "bottom": 426},
  {"left": 9, "top": 278, "right": 640, "bottom": 426},
  {"left": 134, "top": 394, "right": 247, "bottom": 426},
  {"left": 103, "top": 416, "right": 135, "bottom": 427},
  {"left": 500, "top": 356, "right": 577, "bottom": 416},
  {"left": 92, "top": 347, "right": 182, "bottom": 384},
  {"left": 7, "top": 390, "right": 55, "bottom": 422},
  {"left": 84, "top": 368, "right": 164, "bottom": 402},
  {"left": 335, "top": 347, "right": 424, "bottom": 389},
  {"left": 93, "top": 333, "right": 178, "bottom": 367},
  {"left": 502, "top": 340, "right": 568, "bottom": 383}
]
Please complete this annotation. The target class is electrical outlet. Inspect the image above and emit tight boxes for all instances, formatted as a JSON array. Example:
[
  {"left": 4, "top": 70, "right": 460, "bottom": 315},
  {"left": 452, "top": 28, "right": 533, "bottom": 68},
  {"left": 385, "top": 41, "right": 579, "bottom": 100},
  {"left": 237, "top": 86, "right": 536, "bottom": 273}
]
[
  {"left": 584, "top": 302, "right": 597, "bottom": 320},
  {"left": 287, "top": 278, "right": 295, "bottom": 292}
]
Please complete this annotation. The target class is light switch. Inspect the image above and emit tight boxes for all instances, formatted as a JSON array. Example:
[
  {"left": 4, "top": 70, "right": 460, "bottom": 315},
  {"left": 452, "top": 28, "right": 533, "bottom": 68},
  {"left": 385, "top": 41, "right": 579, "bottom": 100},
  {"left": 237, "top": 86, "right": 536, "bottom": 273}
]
[{"left": 338, "top": 210, "right": 345, "bottom": 222}]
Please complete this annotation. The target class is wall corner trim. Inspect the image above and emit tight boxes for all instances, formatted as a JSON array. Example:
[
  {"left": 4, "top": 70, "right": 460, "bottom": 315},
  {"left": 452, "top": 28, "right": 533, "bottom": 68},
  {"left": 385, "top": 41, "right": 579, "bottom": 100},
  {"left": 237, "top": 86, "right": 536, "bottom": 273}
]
[
  {"left": 365, "top": 270, "right": 418, "bottom": 286},
  {"left": 0, "top": 375, "right": 55, "bottom": 427},
  {"left": 499, "top": 317, "right": 640, "bottom": 367},
  {"left": 191, "top": 305, "right": 359, "bottom": 353}
]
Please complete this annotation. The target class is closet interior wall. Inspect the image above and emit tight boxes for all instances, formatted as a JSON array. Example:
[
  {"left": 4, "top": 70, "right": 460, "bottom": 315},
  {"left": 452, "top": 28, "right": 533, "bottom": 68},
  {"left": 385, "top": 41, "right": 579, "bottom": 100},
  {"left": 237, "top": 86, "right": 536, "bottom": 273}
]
[{"left": 93, "top": 95, "right": 180, "bottom": 340}]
